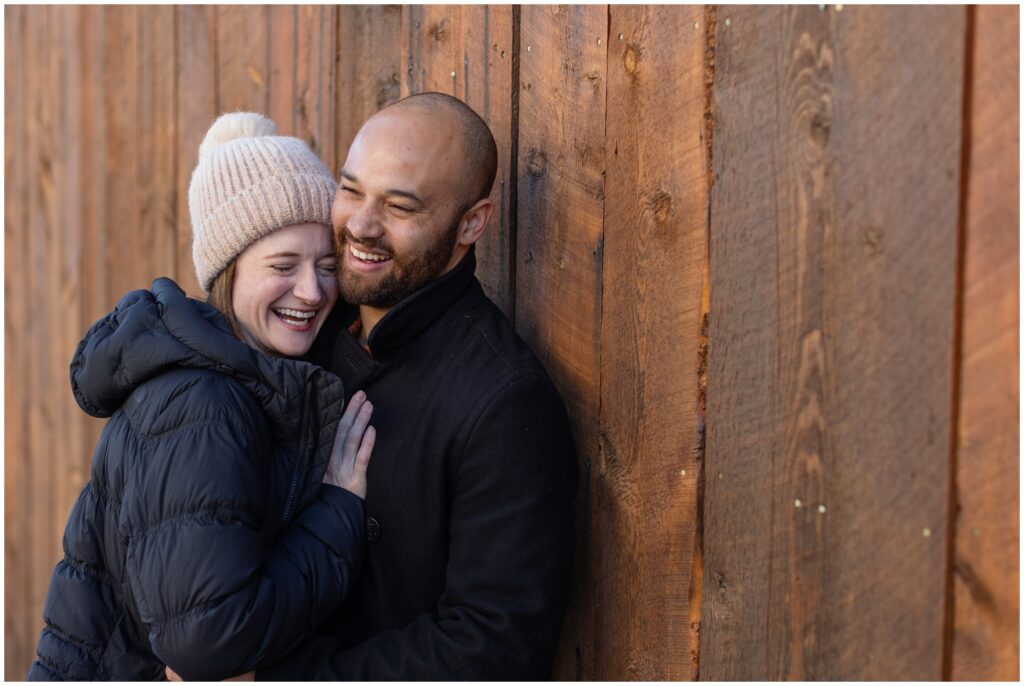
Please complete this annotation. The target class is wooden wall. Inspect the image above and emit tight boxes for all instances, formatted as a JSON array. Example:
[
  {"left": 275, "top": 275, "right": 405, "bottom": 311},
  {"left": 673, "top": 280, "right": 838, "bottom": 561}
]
[{"left": 4, "top": 5, "right": 1018, "bottom": 680}]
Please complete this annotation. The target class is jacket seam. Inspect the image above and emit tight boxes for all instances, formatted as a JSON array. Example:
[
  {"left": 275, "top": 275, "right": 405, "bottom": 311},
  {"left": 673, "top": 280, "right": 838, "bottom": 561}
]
[
  {"left": 32, "top": 654, "right": 65, "bottom": 680},
  {"left": 61, "top": 554, "right": 118, "bottom": 591},
  {"left": 134, "top": 504, "right": 261, "bottom": 538},
  {"left": 39, "top": 622, "right": 105, "bottom": 664}
]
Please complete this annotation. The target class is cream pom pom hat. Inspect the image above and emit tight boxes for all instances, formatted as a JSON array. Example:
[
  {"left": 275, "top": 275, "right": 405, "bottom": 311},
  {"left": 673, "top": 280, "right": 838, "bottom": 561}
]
[{"left": 188, "top": 112, "right": 337, "bottom": 292}]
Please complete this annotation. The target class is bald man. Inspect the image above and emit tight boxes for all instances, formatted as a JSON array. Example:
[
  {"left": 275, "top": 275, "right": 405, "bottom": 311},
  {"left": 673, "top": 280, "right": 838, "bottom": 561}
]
[{"left": 260, "top": 93, "right": 577, "bottom": 679}]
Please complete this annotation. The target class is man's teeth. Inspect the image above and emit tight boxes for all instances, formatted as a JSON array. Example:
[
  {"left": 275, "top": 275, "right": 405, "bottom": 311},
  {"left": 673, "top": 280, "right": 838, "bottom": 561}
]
[
  {"left": 350, "top": 245, "right": 390, "bottom": 262},
  {"left": 275, "top": 308, "right": 315, "bottom": 320}
]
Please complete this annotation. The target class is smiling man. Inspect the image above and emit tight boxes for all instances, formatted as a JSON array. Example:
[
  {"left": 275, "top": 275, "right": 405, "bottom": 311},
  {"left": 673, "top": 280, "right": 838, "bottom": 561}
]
[{"left": 258, "top": 93, "right": 578, "bottom": 680}]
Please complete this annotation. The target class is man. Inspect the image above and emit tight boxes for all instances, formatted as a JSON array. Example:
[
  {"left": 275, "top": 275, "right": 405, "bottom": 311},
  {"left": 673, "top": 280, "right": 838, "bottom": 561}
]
[{"left": 261, "top": 93, "right": 578, "bottom": 679}]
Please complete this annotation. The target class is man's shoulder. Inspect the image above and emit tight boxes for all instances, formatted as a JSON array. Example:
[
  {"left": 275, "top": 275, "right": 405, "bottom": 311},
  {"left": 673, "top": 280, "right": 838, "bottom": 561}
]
[{"left": 434, "top": 287, "right": 548, "bottom": 384}]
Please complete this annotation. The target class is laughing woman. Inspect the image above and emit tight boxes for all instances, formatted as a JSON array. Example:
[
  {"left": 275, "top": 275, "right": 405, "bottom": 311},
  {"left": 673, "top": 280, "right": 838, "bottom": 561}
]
[{"left": 28, "top": 113, "right": 373, "bottom": 680}]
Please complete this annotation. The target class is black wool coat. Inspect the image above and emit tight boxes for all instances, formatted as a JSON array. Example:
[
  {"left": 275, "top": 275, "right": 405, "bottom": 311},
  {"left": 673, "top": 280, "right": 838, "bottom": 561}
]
[
  {"left": 260, "top": 249, "right": 579, "bottom": 680},
  {"left": 29, "top": 278, "right": 364, "bottom": 681}
]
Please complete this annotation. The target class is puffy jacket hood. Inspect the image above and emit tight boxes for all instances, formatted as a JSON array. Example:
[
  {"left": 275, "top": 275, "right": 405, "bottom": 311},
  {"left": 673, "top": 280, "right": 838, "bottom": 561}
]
[{"left": 70, "top": 277, "right": 345, "bottom": 507}]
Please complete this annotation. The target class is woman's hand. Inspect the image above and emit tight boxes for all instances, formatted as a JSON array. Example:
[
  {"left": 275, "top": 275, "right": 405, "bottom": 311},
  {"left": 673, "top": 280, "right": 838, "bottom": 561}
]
[
  {"left": 322, "top": 390, "right": 375, "bottom": 498},
  {"left": 166, "top": 666, "right": 254, "bottom": 681}
]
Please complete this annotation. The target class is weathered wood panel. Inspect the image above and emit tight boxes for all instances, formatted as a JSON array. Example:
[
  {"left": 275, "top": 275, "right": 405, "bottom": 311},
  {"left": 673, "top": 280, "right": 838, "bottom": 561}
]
[
  {"left": 702, "top": 5, "right": 964, "bottom": 679},
  {"left": 514, "top": 4, "right": 607, "bottom": 680},
  {"left": 951, "top": 5, "right": 1020, "bottom": 681},
  {"left": 24, "top": 10, "right": 59, "bottom": 679},
  {"left": 137, "top": 6, "right": 179, "bottom": 291},
  {"left": 216, "top": 6, "right": 269, "bottom": 114},
  {"left": 4, "top": 5, "right": 33, "bottom": 677},
  {"left": 176, "top": 5, "right": 216, "bottom": 296},
  {"left": 269, "top": 5, "right": 338, "bottom": 161},
  {"left": 5, "top": 4, "right": 1018, "bottom": 682},
  {"left": 401, "top": 5, "right": 515, "bottom": 314},
  {"left": 335, "top": 5, "right": 402, "bottom": 169},
  {"left": 589, "top": 5, "right": 707, "bottom": 679}
]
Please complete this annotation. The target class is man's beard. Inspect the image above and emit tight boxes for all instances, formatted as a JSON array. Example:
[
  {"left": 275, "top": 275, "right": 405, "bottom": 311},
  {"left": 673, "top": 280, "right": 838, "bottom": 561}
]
[{"left": 338, "top": 218, "right": 459, "bottom": 309}]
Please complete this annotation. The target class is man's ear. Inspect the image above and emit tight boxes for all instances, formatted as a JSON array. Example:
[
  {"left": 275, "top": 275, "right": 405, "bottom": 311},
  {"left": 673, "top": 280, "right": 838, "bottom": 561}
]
[{"left": 456, "top": 198, "right": 494, "bottom": 247}]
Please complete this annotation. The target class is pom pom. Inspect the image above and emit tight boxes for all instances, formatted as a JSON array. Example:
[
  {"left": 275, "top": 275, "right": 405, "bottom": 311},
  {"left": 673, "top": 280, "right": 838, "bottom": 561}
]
[{"left": 199, "top": 112, "right": 278, "bottom": 156}]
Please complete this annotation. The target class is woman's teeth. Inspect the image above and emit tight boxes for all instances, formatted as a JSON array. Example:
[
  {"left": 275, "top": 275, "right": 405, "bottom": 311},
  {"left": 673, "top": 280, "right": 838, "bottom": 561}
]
[
  {"left": 274, "top": 308, "right": 315, "bottom": 324},
  {"left": 350, "top": 245, "right": 390, "bottom": 262}
]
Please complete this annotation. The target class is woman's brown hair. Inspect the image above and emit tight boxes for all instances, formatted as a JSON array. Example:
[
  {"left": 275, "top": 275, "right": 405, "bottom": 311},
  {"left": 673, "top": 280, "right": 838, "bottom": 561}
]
[{"left": 205, "top": 260, "right": 242, "bottom": 339}]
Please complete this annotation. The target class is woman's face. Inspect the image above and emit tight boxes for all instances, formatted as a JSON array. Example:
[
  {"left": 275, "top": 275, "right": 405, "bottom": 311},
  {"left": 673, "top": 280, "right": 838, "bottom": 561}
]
[{"left": 232, "top": 222, "right": 339, "bottom": 357}]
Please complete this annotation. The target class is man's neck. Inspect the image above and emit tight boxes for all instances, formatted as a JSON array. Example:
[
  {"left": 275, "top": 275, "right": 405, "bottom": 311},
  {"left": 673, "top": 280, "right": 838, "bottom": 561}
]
[{"left": 358, "top": 304, "right": 389, "bottom": 343}]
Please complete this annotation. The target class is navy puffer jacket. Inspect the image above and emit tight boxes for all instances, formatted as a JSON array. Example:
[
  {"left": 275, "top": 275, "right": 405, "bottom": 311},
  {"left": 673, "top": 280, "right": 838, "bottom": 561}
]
[{"left": 28, "top": 278, "right": 364, "bottom": 681}]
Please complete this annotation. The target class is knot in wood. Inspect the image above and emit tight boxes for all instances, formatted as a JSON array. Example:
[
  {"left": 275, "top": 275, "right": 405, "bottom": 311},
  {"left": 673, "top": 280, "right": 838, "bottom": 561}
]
[
  {"left": 810, "top": 111, "right": 831, "bottom": 147},
  {"left": 428, "top": 20, "right": 448, "bottom": 42},
  {"left": 623, "top": 43, "right": 641, "bottom": 78},
  {"left": 525, "top": 149, "right": 547, "bottom": 178},
  {"left": 647, "top": 189, "right": 674, "bottom": 225},
  {"left": 862, "top": 225, "right": 884, "bottom": 257}
]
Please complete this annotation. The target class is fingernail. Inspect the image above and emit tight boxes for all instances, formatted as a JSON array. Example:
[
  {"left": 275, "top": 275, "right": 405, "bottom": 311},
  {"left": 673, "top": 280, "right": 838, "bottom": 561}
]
[{"left": 353, "top": 391, "right": 365, "bottom": 401}]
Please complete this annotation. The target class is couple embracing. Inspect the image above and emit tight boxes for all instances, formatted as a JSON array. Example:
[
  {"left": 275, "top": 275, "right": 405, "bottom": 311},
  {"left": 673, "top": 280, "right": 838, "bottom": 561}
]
[{"left": 29, "top": 93, "right": 577, "bottom": 681}]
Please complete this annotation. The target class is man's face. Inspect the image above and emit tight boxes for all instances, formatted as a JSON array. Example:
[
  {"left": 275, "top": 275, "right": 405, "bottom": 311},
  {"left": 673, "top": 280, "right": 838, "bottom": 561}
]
[{"left": 333, "top": 110, "right": 468, "bottom": 309}]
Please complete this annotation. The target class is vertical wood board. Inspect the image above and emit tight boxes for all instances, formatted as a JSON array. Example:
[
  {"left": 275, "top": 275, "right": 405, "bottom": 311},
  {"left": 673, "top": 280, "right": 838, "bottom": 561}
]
[
  {"left": 951, "top": 4, "right": 1020, "bottom": 681},
  {"left": 176, "top": 5, "right": 216, "bottom": 296},
  {"left": 4, "top": 5, "right": 32, "bottom": 678},
  {"left": 335, "top": 5, "right": 402, "bottom": 170},
  {"left": 215, "top": 6, "right": 269, "bottom": 114},
  {"left": 515, "top": 4, "right": 608, "bottom": 679},
  {"left": 702, "top": 5, "right": 964, "bottom": 680},
  {"left": 592, "top": 4, "right": 707, "bottom": 680}
]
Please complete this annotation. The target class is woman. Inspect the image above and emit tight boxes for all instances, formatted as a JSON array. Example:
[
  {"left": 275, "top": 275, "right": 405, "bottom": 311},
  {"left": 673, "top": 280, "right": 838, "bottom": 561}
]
[{"left": 28, "top": 113, "right": 372, "bottom": 680}]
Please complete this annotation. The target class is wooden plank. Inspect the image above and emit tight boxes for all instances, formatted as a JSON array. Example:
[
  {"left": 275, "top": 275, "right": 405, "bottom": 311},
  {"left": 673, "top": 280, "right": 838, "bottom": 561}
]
[
  {"left": 48, "top": 6, "right": 88, "bottom": 636},
  {"left": 591, "top": 5, "right": 708, "bottom": 679},
  {"left": 294, "top": 4, "right": 337, "bottom": 164},
  {"left": 267, "top": 5, "right": 298, "bottom": 135},
  {"left": 23, "top": 6, "right": 58, "bottom": 679},
  {"left": 136, "top": 6, "right": 178, "bottom": 289},
  {"left": 216, "top": 5, "right": 269, "bottom": 114},
  {"left": 701, "top": 5, "right": 964, "bottom": 679},
  {"left": 951, "top": 5, "right": 1020, "bottom": 681},
  {"left": 176, "top": 5, "right": 216, "bottom": 296},
  {"left": 335, "top": 5, "right": 402, "bottom": 170},
  {"left": 4, "top": 5, "right": 32, "bottom": 678},
  {"left": 514, "top": 5, "right": 607, "bottom": 680},
  {"left": 76, "top": 6, "right": 112, "bottom": 475},
  {"left": 270, "top": 5, "right": 337, "bottom": 161},
  {"left": 101, "top": 6, "right": 142, "bottom": 297},
  {"left": 401, "top": 5, "right": 514, "bottom": 316}
]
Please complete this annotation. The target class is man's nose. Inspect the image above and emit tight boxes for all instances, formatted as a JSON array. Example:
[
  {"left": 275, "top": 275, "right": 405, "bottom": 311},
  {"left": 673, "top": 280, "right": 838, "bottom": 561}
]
[{"left": 340, "top": 200, "right": 383, "bottom": 242}]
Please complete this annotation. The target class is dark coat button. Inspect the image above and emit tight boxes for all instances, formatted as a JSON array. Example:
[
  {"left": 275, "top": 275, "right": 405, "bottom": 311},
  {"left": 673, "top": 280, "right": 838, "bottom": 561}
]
[{"left": 366, "top": 516, "right": 382, "bottom": 543}]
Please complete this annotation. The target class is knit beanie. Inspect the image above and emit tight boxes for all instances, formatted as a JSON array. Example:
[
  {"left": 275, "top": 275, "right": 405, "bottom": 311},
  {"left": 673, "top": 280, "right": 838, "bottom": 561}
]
[{"left": 189, "top": 112, "right": 337, "bottom": 292}]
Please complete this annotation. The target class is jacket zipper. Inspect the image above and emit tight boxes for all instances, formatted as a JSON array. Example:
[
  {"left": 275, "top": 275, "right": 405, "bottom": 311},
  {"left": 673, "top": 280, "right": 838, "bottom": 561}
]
[{"left": 279, "top": 380, "right": 314, "bottom": 526}]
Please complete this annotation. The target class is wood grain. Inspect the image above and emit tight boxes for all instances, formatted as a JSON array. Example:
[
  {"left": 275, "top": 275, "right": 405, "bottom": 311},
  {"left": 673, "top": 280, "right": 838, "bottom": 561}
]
[
  {"left": 401, "top": 5, "right": 514, "bottom": 315},
  {"left": 216, "top": 6, "right": 269, "bottom": 114},
  {"left": 593, "top": 5, "right": 707, "bottom": 679},
  {"left": 951, "top": 4, "right": 1020, "bottom": 680},
  {"left": 22, "top": 7, "right": 58, "bottom": 679},
  {"left": 4, "top": 5, "right": 32, "bottom": 678},
  {"left": 335, "top": 5, "right": 402, "bottom": 170},
  {"left": 701, "top": 5, "right": 964, "bottom": 679},
  {"left": 514, "top": 4, "right": 607, "bottom": 680},
  {"left": 269, "top": 5, "right": 337, "bottom": 163},
  {"left": 136, "top": 6, "right": 178, "bottom": 288},
  {"left": 176, "top": 5, "right": 216, "bottom": 296},
  {"left": 101, "top": 6, "right": 141, "bottom": 298}
]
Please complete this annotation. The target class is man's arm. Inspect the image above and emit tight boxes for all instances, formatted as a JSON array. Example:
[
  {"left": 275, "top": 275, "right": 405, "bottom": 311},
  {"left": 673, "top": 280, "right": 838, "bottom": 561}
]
[{"left": 260, "top": 373, "right": 578, "bottom": 680}]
